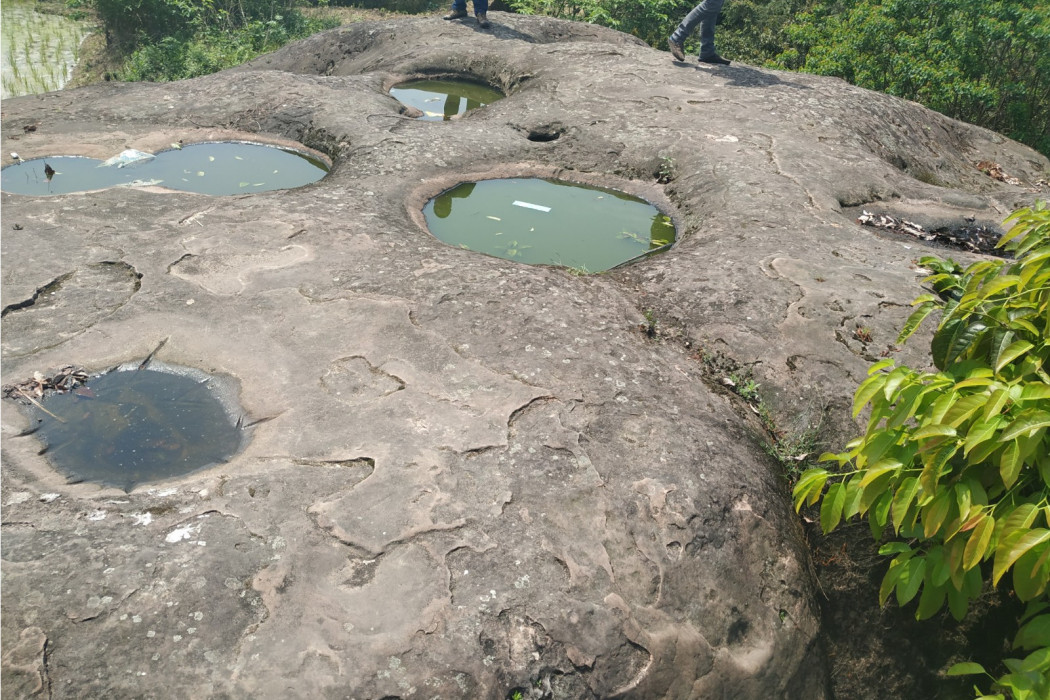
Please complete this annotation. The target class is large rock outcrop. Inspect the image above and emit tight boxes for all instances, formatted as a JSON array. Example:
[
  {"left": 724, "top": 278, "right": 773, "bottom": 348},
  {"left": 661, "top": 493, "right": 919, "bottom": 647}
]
[{"left": 2, "top": 13, "right": 1047, "bottom": 699}]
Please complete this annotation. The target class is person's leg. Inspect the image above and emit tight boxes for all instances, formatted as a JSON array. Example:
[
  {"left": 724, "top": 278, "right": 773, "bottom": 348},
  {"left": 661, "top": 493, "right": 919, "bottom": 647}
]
[
  {"left": 695, "top": 0, "right": 726, "bottom": 60},
  {"left": 444, "top": 0, "right": 468, "bottom": 20},
  {"left": 670, "top": 2, "right": 706, "bottom": 45},
  {"left": 474, "top": 0, "right": 490, "bottom": 27}
]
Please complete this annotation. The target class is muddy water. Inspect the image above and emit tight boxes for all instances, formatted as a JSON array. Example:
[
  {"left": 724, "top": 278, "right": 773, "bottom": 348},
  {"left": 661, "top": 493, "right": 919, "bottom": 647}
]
[
  {"left": 2, "top": 0, "right": 91, "bottom": 98},
  {"left": 31, "top": 364, "right": 245, "bottom": 492}
]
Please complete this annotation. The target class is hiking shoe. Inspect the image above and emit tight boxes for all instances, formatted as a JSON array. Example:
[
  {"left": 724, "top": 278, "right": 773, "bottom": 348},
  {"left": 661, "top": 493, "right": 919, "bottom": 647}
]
[
  {"left": 668, "top": 37, "right": 685, "bottom": 61},
  {"left": 477, "top": 12, "right": 490, "bottom": 28},
  {"left": 443, "top": 9, "right": 468, "bottom": 19},
  {"left": 698, "top": 53, "right": 731, "bottom": 65}
]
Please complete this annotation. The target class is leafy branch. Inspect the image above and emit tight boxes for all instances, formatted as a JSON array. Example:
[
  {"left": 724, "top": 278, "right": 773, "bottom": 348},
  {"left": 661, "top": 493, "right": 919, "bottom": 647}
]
[{"left": 793, "top": 202, "right": 1050, "bottom": 699}]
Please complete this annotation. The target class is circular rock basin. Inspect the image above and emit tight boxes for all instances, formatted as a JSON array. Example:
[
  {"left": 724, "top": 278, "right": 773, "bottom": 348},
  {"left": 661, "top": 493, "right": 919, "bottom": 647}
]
[
  {"left": 26, "top": 363, "right": 245, "bottom": 492},
  {"left": 423, "top": 178, "right": 676, "bottom": 272},
  {"left": 0, "top": 141, "right": 329, "bottom": 196},
  {"left": 390, "top": 79, "right": 503, "bottom": 121}
]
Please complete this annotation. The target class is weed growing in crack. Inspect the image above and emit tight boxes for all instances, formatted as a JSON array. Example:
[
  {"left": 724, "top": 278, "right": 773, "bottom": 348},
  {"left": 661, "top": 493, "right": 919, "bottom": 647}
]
[
  {"left": 692, "top": 348, "right": 826, "bottom": 482},
  {"left": 657, "top": 154, "right": 677, "bottom": 184}
]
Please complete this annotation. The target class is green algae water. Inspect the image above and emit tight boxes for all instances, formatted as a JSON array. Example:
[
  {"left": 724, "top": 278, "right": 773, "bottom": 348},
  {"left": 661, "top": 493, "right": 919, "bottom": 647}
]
[
  {"left": 0, "top": 142, "right": 328, "bottom": 196},
  {"left": 390, "top": 79, "right": 503, "bottom": 121},
  {"left": 423, "top": 178, "right": 676, "bottom": 272},
  {"left": 31, "top": 365, "right": 244, "bottom": 492},
  {"left": 1, "top": 0, "right": 91, "bottom": 98}
]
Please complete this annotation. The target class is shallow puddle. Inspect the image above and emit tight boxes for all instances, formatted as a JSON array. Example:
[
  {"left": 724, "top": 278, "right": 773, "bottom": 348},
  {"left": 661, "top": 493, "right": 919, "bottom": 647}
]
[
  {"left": 29, "top": 364, "right": 244, "bottom": 491},
  {"left": 423, "top": 178, "right": 676, "bottom": 272},
  {"left": 390, "top": 79, "right": 503, "bottom": 121},
  {"left": 0, "top": 141, "right": 329, "bottom": 196}
]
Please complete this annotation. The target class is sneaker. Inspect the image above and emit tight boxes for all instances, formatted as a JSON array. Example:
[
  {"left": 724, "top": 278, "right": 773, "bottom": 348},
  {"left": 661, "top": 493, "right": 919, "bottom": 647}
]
[
  {"left": 476, "top": 12, "right": 490, "bottom": 28},
  {"left": 668, "top": 37, "right": 685, "bottom": 61},
  {"left": 443, "top": 9, "right": 468, "bottom": 19},
  {"left": 698, "top": 53, "right": 731, "bottom": 65}
]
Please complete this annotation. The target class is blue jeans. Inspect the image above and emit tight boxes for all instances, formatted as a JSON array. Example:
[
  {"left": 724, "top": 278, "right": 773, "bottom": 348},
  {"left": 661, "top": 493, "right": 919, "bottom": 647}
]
[
  {"left": 451, "top": 0, "right": 488, "bottom": 13},
  {"left": 671, "top": 0, "right": 726, "bottom": 59}
]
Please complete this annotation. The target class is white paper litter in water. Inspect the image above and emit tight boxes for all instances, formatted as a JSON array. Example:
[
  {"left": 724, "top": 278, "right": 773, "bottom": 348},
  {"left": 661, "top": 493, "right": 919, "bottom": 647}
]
[
  {"left": 99, "top": 149, "right": 155, "bottom": 168},
  {"left": 513, "top": 201, "right": 551, "bottom": 212}
]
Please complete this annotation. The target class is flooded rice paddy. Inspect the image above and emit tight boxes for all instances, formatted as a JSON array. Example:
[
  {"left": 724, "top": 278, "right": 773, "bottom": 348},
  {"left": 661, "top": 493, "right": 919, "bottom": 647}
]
[{"left": 2, "top": 0, "right": 91, "bottom": 98}]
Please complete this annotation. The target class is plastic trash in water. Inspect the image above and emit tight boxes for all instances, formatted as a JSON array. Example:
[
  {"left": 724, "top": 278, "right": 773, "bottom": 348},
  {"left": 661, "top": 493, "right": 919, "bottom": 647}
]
[
  {"left": 99, "top": 149, "right": 155, "bottom": 168},
  {"left": 512, "top": 201, "right": 551, "bottom": 212}
]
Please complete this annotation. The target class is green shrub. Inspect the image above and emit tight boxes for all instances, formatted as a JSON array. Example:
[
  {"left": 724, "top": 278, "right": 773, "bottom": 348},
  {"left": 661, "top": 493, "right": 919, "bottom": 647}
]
[
  {"left": 793, "top": 202, "right": 1050, "bottom": 699},
  {"left": 93, "top": 0, "right": 303, "bottom": 47},
  {"left": 773, "top": 0, "right": 1050, "bottom": 158},
  {"left": 118, "top": 13, "right": 339, "bottom": 81}
]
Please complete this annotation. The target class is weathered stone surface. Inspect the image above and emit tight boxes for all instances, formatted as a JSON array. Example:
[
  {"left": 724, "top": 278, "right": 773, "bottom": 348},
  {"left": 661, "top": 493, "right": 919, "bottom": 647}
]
[{"left": 2, "top": 12, "right": 1047, "bottom": 699}]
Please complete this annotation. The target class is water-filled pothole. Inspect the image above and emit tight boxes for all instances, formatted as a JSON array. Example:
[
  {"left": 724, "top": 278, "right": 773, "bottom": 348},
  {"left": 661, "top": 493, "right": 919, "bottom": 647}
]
[
  {"left": 423, "top": 178, "right": 676, "bottom": 272},
  {"left": 390, "top": 79, "right": 503, "bottom": 121},
  {"left": 0, "top": 141, "right": 329, "bottom": 196},
  {"left": 8, "top": 362, "right": 245, "bottom": 491}
]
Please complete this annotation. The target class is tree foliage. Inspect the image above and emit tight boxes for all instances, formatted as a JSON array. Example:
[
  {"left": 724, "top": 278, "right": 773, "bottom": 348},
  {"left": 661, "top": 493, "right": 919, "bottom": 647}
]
[
  {"left": 88, "top": 0, "right": 338, "bottom": 80},
  {"left": 793, "top": 202, "right": 1050, "bottom": 699},
  {"left": 94, "top": 0, "right": 303, "bottom": 46},
  {"left": 773, "top": 0, "right": 1050, "bottom": 159}
]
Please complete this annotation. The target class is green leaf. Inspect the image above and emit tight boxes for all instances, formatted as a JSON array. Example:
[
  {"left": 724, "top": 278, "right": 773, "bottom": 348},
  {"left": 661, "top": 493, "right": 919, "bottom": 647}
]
[
  {"left": 857, "top": 429, "right": 901, "bottom": 469},
  {"left": 1000, "top": 410, "right": 1050, "bottom": 442},
  {"left": 879, "top": 557, "right": 908, "bottom": 606},
  {"left": 1014, "top": 614, "right": 1050, "bottom": 650},
  {"left": 995, "top": 340, "right": 1034, "bottom": 373},
  {"left": 854, "top": 372, "right": 887, "bottom": 418},
  {"left": 929, "top": 545, "right": 952, "bottom": 587},
  {"left": 897, "top": 301, "right": 936, "bottom": 344},
  {"left": 858, "top": 458, "right": 903, "bottom": 488},
  {"left": 915, "top": 576, "right": 946, "bottom": 620},
  {"left": 932, "top": 319, "right": 987, "bottom": 370},
  {"left": 896, "top": 556, "right": 926, "bottom": 606},
  {"left": 982, "top": 388, "right": 1012, "bottom": 422},
  {"left": 878, "top": 542, "right": 912, "bottom": 555},
  {"left": 1000, "top": 440, "right": 1023, "bottom": 488},
  {"left": 946, "top": 661, "right": 987, "bottom": 676},
  {"left": 868, "top": 358, "right": 897, "bottom": 375},
  {"left": 979, "top": 274, "right": 1021, "bottom": 298},
  {"left": 943, "top": 393, "right": 991, "bottom": 427},
  {"left": 792, "top": 468, "right": 829, "bottom": 510},
  {"left": 869, "top": 489, "right": 893, "bottom": 539},
  {"left": 882, "top": 366, "right": 911, "bottom": 401},
  {"left": 923, "top": 490, "right": 953, "bottom": 539},
  {"left": 892, "top": 477, "right": 921, "bottom": 534},
  {"left": 947, "top": 583, "right": 970, "bottom": 621},
  {"left": 1018, "top": 646, "right": 1050, "bottom": 673},
  {"left": 1013, "top": 543, "right": 1050, "bottom": 602},
  {"left": 1021, "top": 383, "right": 1050, "bottom": 401},
  {"left": 964, "top": 418, "right": 1002, "bottom": 457},
  {"left": 820, "top": 481, "right": 846, "bottom": 533},
  {"left": 963, "top": 515, "right": 994, "bottom": 571},
  {"left": 912, "top": 424, "right": 958, "bottom": 441},
  {"left": 994, "top": 529, "right": 1050, "bottom": 586}
]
